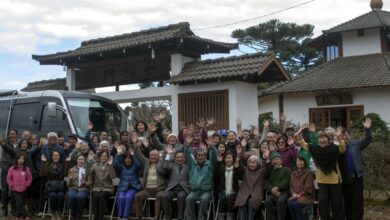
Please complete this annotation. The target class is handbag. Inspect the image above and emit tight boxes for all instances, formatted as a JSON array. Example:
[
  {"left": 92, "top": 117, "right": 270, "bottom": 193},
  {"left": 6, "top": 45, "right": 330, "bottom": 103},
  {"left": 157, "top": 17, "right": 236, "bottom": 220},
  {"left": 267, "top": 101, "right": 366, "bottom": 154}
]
[{"left": 46, "top": 180, "right": 65, "bottom": 192}]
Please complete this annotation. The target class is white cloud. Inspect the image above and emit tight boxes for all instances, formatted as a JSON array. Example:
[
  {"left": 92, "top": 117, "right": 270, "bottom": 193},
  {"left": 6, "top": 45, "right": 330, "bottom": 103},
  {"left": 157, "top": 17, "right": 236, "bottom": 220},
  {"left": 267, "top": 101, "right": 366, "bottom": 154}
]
[{"left": 0, "top": 0, "right": 383, "bottom": 90}]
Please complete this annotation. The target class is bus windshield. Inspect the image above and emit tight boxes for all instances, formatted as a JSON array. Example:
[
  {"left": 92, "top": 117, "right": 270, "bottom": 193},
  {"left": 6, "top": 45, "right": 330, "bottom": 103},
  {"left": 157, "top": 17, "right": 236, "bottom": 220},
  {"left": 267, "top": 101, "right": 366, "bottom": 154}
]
[{"left": 66, "top": 98, "right": 127, "bottom": 139}]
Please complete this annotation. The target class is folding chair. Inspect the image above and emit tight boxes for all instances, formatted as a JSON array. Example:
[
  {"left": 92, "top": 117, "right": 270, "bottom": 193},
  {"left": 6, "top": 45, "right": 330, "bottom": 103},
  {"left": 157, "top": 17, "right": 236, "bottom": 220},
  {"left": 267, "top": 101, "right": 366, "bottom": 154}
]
[
  {"left": 66, "top": 190, "right": 93, "bottom": 220},
  {"left": 185, "top": 193, "right": 215, "bottom": 220},
  {"left": 143, "top": 197, "right": 156, "bottom": 220}
]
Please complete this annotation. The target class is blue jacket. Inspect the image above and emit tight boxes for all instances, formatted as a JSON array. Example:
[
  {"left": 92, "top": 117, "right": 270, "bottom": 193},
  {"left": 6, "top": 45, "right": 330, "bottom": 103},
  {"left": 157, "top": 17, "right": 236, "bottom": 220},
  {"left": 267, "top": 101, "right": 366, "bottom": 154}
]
[
  {"left": 113, "top": 154, "right": 142, "bottom": 192},
  {"left": 341, "top": 128, "right": 372, "bottom": 178}
]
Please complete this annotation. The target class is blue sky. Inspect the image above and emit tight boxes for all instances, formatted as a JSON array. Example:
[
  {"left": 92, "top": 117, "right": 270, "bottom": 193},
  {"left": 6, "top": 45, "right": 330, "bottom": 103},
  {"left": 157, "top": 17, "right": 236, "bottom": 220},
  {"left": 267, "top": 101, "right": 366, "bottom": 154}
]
[{"left": 0, "top": 0, "right": 376, "bottom": 91}]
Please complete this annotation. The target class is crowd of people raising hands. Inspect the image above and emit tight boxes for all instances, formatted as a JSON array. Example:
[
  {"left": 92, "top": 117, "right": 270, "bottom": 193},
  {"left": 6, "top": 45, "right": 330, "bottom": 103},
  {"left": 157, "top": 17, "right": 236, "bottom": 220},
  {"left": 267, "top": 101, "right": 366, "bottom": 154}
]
[{"left": 0, "top": 112, "right": 372, "bottom": 220}]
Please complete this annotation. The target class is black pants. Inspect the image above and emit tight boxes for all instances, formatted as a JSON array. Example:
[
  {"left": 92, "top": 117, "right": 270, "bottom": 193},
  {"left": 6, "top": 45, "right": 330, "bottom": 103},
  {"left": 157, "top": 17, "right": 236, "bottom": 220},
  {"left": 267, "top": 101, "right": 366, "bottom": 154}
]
[
  {"left": 318, "top": 183, "right": 343, "bottom": 220},
  {"left": 264, "top": 191, "right": 289, "bottom": 220},
  {"left": 92, "top": 191, "right": 111, "bottom": 220},
  {"left": 13, "top": 192, "right": 28, "bottom": 218},
  {"left": 162, "top": 187, "right": 188, "bottom": 220},
  {"left": 218, "top": 192, "right": 237, "bottom": 214},
  {"left": 343, "top": 177, "right": 364, "bottom": 220}
]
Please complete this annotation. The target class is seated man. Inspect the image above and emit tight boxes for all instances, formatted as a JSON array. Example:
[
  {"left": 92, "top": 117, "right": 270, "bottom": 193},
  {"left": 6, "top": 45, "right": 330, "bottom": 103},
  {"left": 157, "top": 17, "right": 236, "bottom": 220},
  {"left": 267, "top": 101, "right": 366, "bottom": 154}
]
[
  {"left": 184, "top": 142, "right": 217, "bottom": 220},
  {"left": 134, "top": 145, "right": 166, "bottom": 220},
  {"left": 264, "top": 151, "right": 291, "bottom": 220},
  {"left": 159, "top": 149, "right": 189, "bottom": 220}
]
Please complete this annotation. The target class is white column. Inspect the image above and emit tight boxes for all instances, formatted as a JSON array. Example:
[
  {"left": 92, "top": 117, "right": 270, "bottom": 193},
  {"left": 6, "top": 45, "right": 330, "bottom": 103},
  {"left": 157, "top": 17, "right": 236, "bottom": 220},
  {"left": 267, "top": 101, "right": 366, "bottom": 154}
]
[
  {"left": 66, "top": 68, "right": 76, "bottom": 91},
  {"left": 171, "top": 93, "right": 179, "bottom": 134},
  {"left": 170, "top": 54, "right": 196, "bottom": 76}
]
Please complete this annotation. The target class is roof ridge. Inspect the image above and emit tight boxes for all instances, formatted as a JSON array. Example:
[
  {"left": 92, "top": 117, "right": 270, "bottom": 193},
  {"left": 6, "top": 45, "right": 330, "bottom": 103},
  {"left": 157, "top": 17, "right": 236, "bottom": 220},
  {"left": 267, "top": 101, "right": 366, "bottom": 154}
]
[
  {"left": 374, "top": 9, "right": 387, "bottom": 27},
  {"left": 190, "top": 52, "right": 274, "bottom": 65},
  {"left": 324, "top": 10, "right": 375, "bottom": 33},
  {"left": 81, "top": 22, "right": 191, "bottom": 47},
  {"left": 27, "top": 78, "right": 66, "bottom": 85}
]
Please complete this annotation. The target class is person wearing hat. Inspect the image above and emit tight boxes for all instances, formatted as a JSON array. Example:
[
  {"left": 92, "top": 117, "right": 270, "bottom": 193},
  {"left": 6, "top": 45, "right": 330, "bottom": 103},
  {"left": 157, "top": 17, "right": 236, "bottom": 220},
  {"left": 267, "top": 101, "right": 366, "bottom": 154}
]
[
  {"left": 264, "top": 151, "right": 291, "bottom": 220},
  {"left": 65, "top": 134, "right": 78, "bottom": 158}
]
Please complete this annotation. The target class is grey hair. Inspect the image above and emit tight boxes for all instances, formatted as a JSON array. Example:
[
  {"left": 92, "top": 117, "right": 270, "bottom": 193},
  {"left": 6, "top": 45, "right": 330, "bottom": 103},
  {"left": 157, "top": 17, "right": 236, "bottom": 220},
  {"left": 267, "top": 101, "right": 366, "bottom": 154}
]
[
  {"left": 247, "top": 155, "right": 262, "bottom": 169},
  {"left": 47, "top": 132, "right": 58, "bottom": 139},
  {"left": 196, "top": 147, "right": 208, "bottom": 156}
]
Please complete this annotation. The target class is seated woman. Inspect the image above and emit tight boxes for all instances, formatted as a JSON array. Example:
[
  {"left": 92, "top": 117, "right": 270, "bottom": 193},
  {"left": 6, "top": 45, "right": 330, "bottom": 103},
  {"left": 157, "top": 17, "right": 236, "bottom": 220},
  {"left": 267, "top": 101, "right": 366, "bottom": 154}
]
[
  {"left": 86, "top": 150, "right": 116, "bottom": 220},
  {"left": 276, "top": 136, "right": 297, "bottom": 169},
  {"left": 66, "top": 154, "right": 89, "bottom": 220},
  {"left": 40, "top": 150, "right": 65, "bottom": 220},
  {"left": 288, "top": 156, "right": 314, "bottom": 220},
  {"left": 234, "top": 148, "right": 271, "bottom": 220},
  {"left": 113, "top": 148, "right": 142, "bottom": 220},
  {"left": 215, "top": 152, "right": 240, "bottom": 219}
]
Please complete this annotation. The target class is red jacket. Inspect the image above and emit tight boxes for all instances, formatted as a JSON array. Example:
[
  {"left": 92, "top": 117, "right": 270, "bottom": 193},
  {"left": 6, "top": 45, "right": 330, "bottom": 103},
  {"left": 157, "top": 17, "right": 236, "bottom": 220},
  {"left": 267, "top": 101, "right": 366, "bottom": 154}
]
[{"left": 7, "top": 166, "right": 32, "bottom": 193}]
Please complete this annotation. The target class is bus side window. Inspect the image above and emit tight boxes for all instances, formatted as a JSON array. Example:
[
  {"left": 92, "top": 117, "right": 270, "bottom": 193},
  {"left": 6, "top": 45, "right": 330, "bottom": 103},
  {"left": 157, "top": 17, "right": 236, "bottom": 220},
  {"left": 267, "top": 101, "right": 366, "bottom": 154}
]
[
  {"left": 10, "top": 102, "right": 40, "bottom": 136},
  {"left": 40, "top": 105, "right": 71, "bottom": 138},
  {"left": 0, "top": 100, "right": 11, "bottom": 136}
]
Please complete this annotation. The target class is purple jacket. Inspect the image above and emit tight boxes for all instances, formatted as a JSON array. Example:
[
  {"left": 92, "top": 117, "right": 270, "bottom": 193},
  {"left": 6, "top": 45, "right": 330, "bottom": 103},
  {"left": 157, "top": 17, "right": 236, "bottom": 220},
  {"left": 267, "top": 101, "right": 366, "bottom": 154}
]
[{"left": 279, "top": 145, "right": 298, "bottom": 169}]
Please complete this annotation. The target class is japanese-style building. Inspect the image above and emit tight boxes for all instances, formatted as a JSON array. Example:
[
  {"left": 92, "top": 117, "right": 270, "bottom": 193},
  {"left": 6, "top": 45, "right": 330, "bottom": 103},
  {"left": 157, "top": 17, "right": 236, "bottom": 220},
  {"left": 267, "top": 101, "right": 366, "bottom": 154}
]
[
  {"left": 259, "top": 0, "right": 390, "bottom": 128},
  {"left": 28, "top": 22, "right": 289, "bottom": 133}
]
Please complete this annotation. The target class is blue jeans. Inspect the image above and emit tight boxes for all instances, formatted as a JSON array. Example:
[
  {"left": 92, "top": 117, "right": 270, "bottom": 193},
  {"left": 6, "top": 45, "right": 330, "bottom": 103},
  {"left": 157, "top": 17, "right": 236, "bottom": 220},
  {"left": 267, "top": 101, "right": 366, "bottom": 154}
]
[
  {"left": 116, "top": 189, "right": 137, "bottom": 218},
  {"left": 288, "top": 200, "right": 306, "bottom": 220},
  {"left": 67, "top": 189, "right": 89, "bottom": 216},
  {"left": 48, "top": 191, "right": 64, "bottom": 212},
  {"left": 238, "top": 196, "right": 256, "bottom": 220},
  {"left": 185, "top": 191, "right": 212, "bottom": 220}
]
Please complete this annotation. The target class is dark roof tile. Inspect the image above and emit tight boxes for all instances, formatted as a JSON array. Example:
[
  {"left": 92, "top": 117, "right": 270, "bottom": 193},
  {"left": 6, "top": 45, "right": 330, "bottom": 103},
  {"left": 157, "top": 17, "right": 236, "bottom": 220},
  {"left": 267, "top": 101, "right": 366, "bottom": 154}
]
[{"left": 262, "top": 53, "right": 390, "bottom": 95}]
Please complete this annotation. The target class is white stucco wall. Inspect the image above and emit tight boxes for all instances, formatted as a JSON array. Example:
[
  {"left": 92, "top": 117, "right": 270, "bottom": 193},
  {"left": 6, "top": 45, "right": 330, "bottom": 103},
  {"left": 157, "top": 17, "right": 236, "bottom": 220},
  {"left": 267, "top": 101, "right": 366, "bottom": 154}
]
[
  {"left": 342, "top": 28, "right": 381, "bottom": 57},
  {"left": 97, "top": 81, "right": 259, "bottom": 134},
  {"left": 258, "top": 88, "right": 390, "bottom": 126},
  {"left": 258, "top": 94, "right": 279, "bottom": 120}
]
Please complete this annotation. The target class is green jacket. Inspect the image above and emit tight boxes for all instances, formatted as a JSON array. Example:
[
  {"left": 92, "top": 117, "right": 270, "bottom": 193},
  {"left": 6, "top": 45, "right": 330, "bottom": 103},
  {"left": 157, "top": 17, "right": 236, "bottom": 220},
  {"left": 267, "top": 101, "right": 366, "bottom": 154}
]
[
  {"left": 184, "top": 146, "right": 216, "bottom": 192},
  {"left": 266, "top": 166, "right": 291, "bottom": 192}
]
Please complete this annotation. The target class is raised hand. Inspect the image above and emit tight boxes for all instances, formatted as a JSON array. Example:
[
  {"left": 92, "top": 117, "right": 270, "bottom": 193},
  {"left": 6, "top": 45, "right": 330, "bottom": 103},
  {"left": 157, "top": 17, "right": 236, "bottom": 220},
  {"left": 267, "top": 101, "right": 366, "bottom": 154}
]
[
  {"left": 148, "top": 123, "right": 157, "bottom": 134},
  {"left": 108, "top": 113, "right": 114, "bottom": 125},
  {"left": 188, "top": 123, "right": 195, "bottom": 134},
  {"left": 159, "top": 111, "right": 166, "bottom": 120},
  {"left": 196, "top": 118, "right": 206, "bottom": 128},
  {"left": 363, "top": 118, "right": 372, "bottom": 129},
  {"left": 263, "top": 119, "right": 270, "bottom": 128},
  {"left": 130, "top": 132, "right": 138, "bottom": 144},
  {"left": 287, "top": 137, "right": 295, "bottom": 146},
  {"left": 263, "top": 148, "right": 270, "bottom": 160},
  {"left": 336, "top": 126, "right": 343, "bottom": 137},
  {"left": 236, "top": 144, "right": 243, "bottom": 156},
  {"left": 253, "top": 126, "right": 260, "bottom": 136},
  {"left": 185, "top": 136, "right": 193, "bottom": 145},
  {"left": 108, "top": 156, "right": 113, "bottom": 165},
  {"left": 206, "top": 118, "right": 216, "bottom": 127},
  {"left": 309, "top": 123, "right": 316, "bottom": 133},
  {"left": 140, "top": 138, "right": 149, "bottom": 148},
  {"left": 41, "top": 154, "right": 47, "bottom": 162},
  {"left": 280, "top": 113, "right": 287, "bottom": 123},
  {"left": 236, "top": 117, "right": 242, "bottom": 126},
  {"left": 240, "top": 139, "right": 247, "bottom": 148},
  {"left": 66, "top": 155, "right": 72, "bottom": 162},
  {"left": 87, "top": 121, "right": 94, "bottom": 131}
]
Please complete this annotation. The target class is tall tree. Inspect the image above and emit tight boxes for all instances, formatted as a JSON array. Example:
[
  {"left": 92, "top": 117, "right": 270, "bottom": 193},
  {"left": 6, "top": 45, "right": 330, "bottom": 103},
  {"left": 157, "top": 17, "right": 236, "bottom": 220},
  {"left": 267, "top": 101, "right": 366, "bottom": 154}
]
[{"left": 232, "top": 19, "right": 322, "bottom": 77}]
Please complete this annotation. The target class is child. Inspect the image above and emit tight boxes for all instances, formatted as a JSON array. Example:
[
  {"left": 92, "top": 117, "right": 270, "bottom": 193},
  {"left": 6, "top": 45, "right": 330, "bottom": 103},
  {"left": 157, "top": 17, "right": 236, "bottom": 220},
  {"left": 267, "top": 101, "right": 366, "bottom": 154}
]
[{"left": 7, "top": 154, "right": 32, "bottom": 220}]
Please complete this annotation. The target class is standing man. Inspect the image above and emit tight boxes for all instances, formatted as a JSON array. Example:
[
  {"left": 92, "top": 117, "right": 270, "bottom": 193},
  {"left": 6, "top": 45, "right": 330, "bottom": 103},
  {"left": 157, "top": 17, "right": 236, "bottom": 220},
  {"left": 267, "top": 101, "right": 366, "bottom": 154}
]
[
  {"left": 0, "top": 129, "right": 18, "bottom": 216},
  {"left": 340, "top": 118, "right": 372, "bottom": 220}
]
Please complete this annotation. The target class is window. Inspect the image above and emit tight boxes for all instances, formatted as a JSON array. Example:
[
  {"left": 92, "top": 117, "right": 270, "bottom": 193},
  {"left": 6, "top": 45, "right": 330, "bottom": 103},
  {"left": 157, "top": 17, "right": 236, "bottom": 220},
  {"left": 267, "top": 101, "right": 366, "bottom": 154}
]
[
  {"left": 178, "top": 90, "right": 229, "bottom": 129},
  {"left": 326, "top": 45, "right": 339, "bottom": 61},
  {"left": 0, "top": 100, "right": 11, "bottom": 136},
  {"left": 309, "top": 106, "right": 364, "bottom": 129},
  {"left": 10, "top": 102, "right": 40, "bottom": 134},
  {"left": 40, "top": 105, "right": 71, "bottom": 138},
  {"left": 357, "top": 29, "right": 365, "bottom": 37}
]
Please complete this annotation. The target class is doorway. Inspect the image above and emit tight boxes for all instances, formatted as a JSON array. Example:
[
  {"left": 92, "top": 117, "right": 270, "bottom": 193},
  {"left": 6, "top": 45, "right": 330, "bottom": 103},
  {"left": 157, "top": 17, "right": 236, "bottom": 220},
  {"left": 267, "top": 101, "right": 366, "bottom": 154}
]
[{"left": 309, "top": 106, "right": 364, "bottom": 129}]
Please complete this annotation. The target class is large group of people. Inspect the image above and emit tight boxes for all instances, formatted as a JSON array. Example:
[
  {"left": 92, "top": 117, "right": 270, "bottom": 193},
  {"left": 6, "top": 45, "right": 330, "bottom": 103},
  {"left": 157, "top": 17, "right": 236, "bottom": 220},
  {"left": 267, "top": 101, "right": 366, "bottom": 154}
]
[{"left": 0, "top": 112, "right": 372, "bottom": 220}]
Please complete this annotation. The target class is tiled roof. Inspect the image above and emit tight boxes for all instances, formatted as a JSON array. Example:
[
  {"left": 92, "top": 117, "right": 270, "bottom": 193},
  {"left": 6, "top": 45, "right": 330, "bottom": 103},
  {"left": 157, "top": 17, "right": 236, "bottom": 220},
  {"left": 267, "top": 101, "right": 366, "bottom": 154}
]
[
  {"left": 260, "top": 53, "right": 390, "bottom": 95},
  {"left": 32, "top": 22, "right": 238, "bottom": 64},
  {"left": 324, "top": 9, "right": 390, "bottom": 34},
  {"left": 21, "top": 78, "right": 67, "bottom": 92},
  {"left": 170, "top": 52, "right": 289, "bottom": 84}
]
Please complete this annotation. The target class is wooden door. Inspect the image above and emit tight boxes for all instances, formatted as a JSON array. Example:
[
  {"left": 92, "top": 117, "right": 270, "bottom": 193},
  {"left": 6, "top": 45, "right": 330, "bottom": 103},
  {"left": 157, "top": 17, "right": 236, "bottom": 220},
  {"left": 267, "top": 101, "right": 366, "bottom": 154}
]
[
  {"left": 346, "top": 106, "right": 364, "bottom": 128},
  {"left": 309, "top": 109, "right": 331, "bottom": 129}
]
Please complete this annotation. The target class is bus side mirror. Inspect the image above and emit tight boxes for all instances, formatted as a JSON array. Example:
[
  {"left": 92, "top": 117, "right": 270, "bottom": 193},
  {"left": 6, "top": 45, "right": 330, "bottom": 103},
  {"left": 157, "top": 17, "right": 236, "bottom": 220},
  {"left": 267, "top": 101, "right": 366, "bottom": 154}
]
[{"left": 48, "top": 102, "right": 57, "bottom": 118}]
